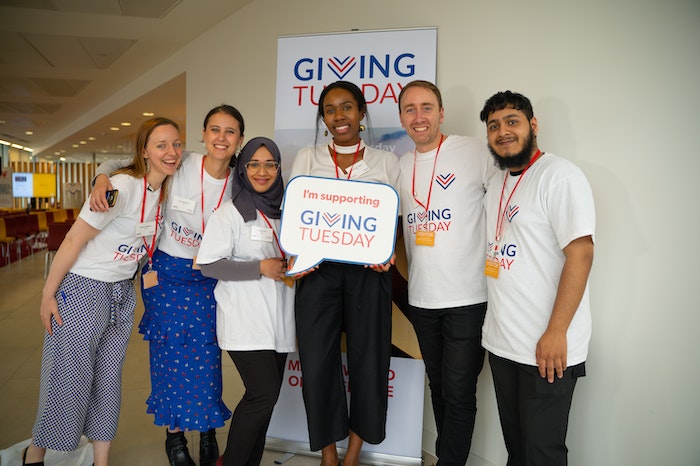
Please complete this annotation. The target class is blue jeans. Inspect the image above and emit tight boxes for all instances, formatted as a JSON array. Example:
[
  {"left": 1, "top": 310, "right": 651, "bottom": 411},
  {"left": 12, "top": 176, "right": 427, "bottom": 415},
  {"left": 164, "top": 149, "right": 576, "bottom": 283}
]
[{"left": 409, "top": 303, "right": 487, "bottom": 466}]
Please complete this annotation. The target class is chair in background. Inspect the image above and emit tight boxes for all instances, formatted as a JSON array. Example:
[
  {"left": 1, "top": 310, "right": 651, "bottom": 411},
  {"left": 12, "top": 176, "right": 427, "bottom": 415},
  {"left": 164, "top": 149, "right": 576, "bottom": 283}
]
[
  {"left": 32, "top": 211, "right": 49, "bottom": 234},
  {"left": 45, "top": 211, "right": 56, "bottom": 226},
  {"left": 0, "top": 218, "right": 16, "bottom": 266},
  {"left": 8, "top": 213, "right": 40, "bottom": 259},
  {"left": 65, "top": 208, "right": 78, "bottom": 223},
  {"left": 2, "top": 215, "right": 24, "bottom": 262},
  {"left": 45, "top": 222, "right": 72, "bottom": 279},
  {"left": 48, "top": 209, "right": 68, "bottom": 224},
  {"left": 24, "top": 213, "right": 41, "bottom": 252},
  {"left": 30, "top": 211, "right": 49, "bottom": 250}
]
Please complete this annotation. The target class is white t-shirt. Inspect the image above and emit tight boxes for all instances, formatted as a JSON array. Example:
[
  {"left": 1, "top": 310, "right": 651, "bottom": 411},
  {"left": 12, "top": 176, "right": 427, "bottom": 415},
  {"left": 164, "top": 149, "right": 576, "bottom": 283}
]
[
  {"left": 72, "top": 174, "right": 164, "bottom": 282},
  {"left": 196, "top": 202, "right": 296, "bottom": 352},
  {"left": 290, "top": 144, "right": 399, "bottom": 189},
  {"left": 159, "top": 151, "right": 233, "bottom": 259},
  {"left": 399, "top": 135, "right": 496, "bottom": 309},
  {"left": 95, "top": 151, "right": 233, "bottom": 260},
  {"left": 482, "top": 152, "right": 595, "bottom": 366}
]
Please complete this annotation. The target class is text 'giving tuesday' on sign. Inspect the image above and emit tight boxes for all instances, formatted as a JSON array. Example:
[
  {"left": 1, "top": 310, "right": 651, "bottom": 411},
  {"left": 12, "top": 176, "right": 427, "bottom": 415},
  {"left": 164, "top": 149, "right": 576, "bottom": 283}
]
[{"left": 280, "top": 176, "right": 399, "bottom": 275}]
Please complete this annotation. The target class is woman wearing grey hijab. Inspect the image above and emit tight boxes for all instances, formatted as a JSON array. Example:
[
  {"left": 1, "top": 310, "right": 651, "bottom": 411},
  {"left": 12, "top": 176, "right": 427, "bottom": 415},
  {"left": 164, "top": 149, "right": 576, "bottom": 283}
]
[{"left": 197, "top": 137, "right": 295, "bottom": 466}]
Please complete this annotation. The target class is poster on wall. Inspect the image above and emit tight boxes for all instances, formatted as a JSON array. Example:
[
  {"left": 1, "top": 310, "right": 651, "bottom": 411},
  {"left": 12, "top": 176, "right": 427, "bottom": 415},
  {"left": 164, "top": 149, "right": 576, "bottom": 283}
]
[
  {"left": 269, "top": 28, "right": 437, "bottom": 465},
  {"left": 62, "top": 182, "right": 84, "bottom": 209},
  {"left": 0, "top": 168, "right": 12, "bottom": 208},
  {"left": 274, "top": 27, "right": 437, "bottom": 175}
]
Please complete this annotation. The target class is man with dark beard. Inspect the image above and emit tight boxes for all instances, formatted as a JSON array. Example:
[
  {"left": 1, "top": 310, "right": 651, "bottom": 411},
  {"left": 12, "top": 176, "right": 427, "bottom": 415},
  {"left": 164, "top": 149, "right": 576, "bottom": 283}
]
[{"left": 479, "top": 91, "right": 595, "bottom": 466}]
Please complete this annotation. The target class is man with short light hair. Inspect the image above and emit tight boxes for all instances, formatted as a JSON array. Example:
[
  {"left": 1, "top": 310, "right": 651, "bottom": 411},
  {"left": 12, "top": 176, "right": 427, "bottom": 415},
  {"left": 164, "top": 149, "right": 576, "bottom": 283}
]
[{"left": 397, "top": 80, "right": 496, "bottom": 465}]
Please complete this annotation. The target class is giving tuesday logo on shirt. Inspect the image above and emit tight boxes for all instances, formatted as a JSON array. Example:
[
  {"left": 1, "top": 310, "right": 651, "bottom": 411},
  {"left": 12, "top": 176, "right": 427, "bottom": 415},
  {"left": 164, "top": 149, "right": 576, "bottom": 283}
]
[
  {"left": 114, "top": 243, "right": 149, "bottom": 262},
  {"left": 506, "top": 205, "right": 520, "bottom": 222},
  {"left": 169, "top": 221, "right": 203, "bottom": 248},
  {"left": 435, "top": 173, "right": 455, "bottom": 190},
  {"left": 405, "top": 207, "right": 452, "bottom": 234}
]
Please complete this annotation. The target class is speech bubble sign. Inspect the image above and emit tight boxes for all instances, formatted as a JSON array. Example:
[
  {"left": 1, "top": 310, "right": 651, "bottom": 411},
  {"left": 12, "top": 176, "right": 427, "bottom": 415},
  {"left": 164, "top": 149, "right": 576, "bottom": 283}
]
[{"left": 280, "top": 176, "right": 399, "bottom": 275}]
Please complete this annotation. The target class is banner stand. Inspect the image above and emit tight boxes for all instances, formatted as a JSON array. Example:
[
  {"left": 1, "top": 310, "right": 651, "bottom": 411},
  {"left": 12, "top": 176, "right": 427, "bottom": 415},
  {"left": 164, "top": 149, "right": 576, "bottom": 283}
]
[
  {"left": 272, "top": 28, "right": 435, "bottom": 466},
  {"left": 266, "top": 353, "right": 425, "bottom": 466}
]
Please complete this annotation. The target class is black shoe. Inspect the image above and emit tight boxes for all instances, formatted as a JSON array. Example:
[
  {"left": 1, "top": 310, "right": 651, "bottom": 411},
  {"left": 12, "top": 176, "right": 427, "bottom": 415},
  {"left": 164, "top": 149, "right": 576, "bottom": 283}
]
[
  {"left": 199, "top": 429, "right": 219, "bottom": 466},
  {"left": 165, "top": 430, "right": 196, "bottom": 466}
]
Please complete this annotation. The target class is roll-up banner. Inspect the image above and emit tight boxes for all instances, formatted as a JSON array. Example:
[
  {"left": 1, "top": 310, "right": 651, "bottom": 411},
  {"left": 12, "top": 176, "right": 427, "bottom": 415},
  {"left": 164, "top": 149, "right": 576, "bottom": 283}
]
[{"left": 268, "top": 27, "right": 437, "bottom": 465}]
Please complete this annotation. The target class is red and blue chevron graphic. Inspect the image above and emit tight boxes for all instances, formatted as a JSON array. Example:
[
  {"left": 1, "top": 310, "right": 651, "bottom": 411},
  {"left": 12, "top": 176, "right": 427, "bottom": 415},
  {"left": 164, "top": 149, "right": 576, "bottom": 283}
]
[
  {"left": 506, "top": 205, "right": 519, "bottom": 222},
  {"left": 435, "top": 173, "right": 455, "bottom": 189},
  {"left": 327, "top": 56, "right": 357, "bottom": 79},
  {"left": 322, "top": 212, "right": 342, "bottom": 227}
]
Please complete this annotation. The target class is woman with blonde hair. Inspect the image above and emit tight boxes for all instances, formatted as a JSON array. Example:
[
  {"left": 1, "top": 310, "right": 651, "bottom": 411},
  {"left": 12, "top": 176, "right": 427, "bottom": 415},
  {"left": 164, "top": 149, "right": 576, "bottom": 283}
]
[{"left": 23, "top": 117, "right": 182, "bottom": 466}]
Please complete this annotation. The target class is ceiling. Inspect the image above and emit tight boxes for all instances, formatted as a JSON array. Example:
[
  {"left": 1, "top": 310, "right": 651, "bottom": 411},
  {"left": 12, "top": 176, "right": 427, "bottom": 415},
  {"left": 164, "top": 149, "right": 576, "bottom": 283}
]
[{"left": 0, "top": 0, "right": 251, "bottom": 163}]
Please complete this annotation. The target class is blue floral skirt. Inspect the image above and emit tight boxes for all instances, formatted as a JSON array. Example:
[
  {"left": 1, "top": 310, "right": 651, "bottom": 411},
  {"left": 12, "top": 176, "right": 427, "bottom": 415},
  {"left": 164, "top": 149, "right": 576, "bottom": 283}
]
[{"left": 139, "top": 250, "right": 232, "bottom": 431}]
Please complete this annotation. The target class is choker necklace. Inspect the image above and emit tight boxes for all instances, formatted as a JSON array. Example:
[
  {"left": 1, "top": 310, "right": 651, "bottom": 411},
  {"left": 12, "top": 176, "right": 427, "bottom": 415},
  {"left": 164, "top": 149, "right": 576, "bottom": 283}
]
[
  {"left": 332, "top": 140, "right": 366, "bottom": 154},
  {"left": 331, "top": 140, "right": 363, "bottom": 180}
]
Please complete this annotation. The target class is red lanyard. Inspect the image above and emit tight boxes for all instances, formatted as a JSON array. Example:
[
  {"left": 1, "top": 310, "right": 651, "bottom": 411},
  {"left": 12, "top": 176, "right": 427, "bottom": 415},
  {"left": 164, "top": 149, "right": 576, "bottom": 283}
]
[
  {"left": 411, "top": 134, "right": 445, "bottom": 214},
  {"left": 258, "top": 210, "right": 285, "bottom": 259},
  {"left": 494, "top": 150, "right": 542, "bottom": 242},
  {"left": 200, "top": 156, "right": 229, "bottom": 234},
  {"left": 332, "top": 140, "right": 362, "bottom": 180},
  {"left": 140, "top": 177, "right": 162, "bottom": 267}
]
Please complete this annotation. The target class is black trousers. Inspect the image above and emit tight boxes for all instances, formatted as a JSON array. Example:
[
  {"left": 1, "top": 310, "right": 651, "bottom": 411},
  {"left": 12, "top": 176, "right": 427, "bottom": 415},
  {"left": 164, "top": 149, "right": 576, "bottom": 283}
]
[
  {"left": 295, "top": 261, "right": 392, "bottom": 451},
  {"left": 489, "top": 353, "right": 586, "bottom": 466},
  {"left": 410, "top": 303, "right": 486, "bottom": 466},
  {"left": 222, "top": 350, "right": 288, "bottom": 466}
]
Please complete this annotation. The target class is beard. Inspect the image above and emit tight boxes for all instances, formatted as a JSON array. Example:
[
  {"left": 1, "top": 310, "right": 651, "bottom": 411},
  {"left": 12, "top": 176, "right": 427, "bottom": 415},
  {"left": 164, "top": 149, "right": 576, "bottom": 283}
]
[{"left": 488, "top": 128, "right": 536, "bottom": 171}]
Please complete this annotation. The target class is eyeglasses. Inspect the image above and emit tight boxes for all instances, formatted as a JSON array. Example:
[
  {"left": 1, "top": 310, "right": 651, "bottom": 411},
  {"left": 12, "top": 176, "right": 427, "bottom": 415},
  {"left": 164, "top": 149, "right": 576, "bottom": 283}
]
[{"left": 245, "top": 161, "right": 280, "bottom": 173}]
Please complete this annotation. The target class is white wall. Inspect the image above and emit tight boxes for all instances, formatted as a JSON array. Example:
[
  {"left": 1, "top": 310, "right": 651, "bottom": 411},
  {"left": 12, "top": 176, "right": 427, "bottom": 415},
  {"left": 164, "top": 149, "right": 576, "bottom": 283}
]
[{"left": 122, "top": 1, "right": 700, "bottom": 464}]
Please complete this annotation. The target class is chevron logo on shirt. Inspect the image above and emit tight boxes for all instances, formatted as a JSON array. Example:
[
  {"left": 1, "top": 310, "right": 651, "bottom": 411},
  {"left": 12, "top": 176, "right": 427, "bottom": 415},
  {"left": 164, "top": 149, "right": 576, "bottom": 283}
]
[
  {"left": 506, "top": 205, "right": 519, "bottom": 222},
  {"left": 435, "top": 173, "right": 455, "bottom": 189}
]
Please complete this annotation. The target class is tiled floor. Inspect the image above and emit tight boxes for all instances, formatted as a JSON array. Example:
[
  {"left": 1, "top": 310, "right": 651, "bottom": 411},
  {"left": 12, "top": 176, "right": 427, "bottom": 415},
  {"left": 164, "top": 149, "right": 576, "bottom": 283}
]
[{"left": 0, "top": 252, "right": 328, "bottom": 465}]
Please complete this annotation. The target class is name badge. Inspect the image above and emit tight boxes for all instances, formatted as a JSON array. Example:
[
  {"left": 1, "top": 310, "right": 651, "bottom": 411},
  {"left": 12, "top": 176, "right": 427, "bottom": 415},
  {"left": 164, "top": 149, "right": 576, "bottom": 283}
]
[
  {"left": 251, "top": 225, "right": 273, "bottom": 242},
  {"left": 484, "top": 258, "right": 500, "bottom": 278},
  {"left": 142, "top": 269, "right": 159, "bottom": 289},
  {"left": 135, "top": 221, "right": 156, "bottom": 237},
  {"left": 415, "top": 230, "right": 435, "bottom": 246},
  {"left": 350, "top": 160, "right": 370, "bottom": 177},
  {"left": 171, "top": 196, "right": 196, "bottom": 214},
  {"left": 281, "top": 276, "right": 295, "bottom": 288}
]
